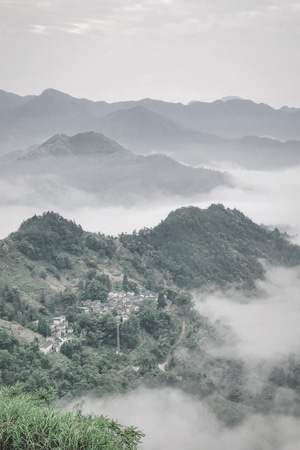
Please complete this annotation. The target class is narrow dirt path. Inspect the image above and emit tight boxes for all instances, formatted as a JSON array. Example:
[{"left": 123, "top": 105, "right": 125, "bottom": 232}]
[{"left": 158, "top": 319, "right": 186, "bottom": 372}]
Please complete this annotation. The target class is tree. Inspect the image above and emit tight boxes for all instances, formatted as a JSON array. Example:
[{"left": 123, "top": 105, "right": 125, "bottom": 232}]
[
  {"left": 175, "top": 293, "right": 192, "bottom": 313},
  {"left": 121, "top": 315, "right": 140, "bottom": 349},
  {"left": 2, "top": 285, "right": 20, "bottom": 305},
  {"left": 61, "top": 341, "right": 76, "bottom": 359},
  {"left": 157, "top": 292, "right": 167, "bottom": 310},
  {"left": 100, "top": 313, "right": 118, "bottom": 346},
  {"left": 122, "top": 274, "right": 129, "bottom": 292},
  {"left": 60, "top": 290, "right": 77, "bottom": 307},
  {"left": 139, "top": 301, "right": 157, "bottom": 335},
  {"left": 38, "top": 318, "right": 51, "bottom": 337},
  {"left": 86, "top": 279, "right": 108, "bottom": 302},
  {"left": 55, "top": 254, "right": 72, "bottom": 269}
]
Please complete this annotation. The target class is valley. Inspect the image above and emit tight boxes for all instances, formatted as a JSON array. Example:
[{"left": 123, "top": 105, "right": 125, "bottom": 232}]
[
  {"left": 0, "top": 88, "right": 300, "bottom": 449},
  {"left": 2, "top": 1, "right": 300, "bottom": 446}
]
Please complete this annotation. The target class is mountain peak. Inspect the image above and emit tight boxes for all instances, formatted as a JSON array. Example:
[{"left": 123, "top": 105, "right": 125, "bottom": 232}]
[
  {"left": 118, "top": 204, "right": 300, "bottom": 289},
  {"left": 39, "top": 88, "right": 69, "bottom": 98},
  {"left": 99, "top": 105, "right": 187, "bottom": 143},
  {"left": 220, "top": 95, "right": 243, "bottom": 102},
  {"left": 25, "top": 131, "right": 129, "bottom": 159}
]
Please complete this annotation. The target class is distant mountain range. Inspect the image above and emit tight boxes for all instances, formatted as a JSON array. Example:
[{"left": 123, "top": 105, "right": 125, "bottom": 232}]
[
  {"left": 1, "top": 88, "right": 300, "bottom": 169},
  {"left": 96, "top": 105, "right": 300, "bottom": 169},
  {"left": 0, "top": 132, "right": 229, "bottom": 206}
]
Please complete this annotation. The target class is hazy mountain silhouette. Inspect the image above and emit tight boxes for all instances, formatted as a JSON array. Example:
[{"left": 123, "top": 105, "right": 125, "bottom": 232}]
[
  {"left": 0, "top": 89, "right": 113, "bottom": 152},
  {"left": 0, "top": 89, "right": 33, "bottom": 114},
  {"left": 97, "top": 105, "right": 300, "bottom": 169},
  {"left": 0, "top": 132, "right": 229, "bottom": 206},
  {"left": 1, "top": 89, "right": 300, "bottom": 169},
  {"left": 138, "top": 97, "right": 300, "bottom": 140}
]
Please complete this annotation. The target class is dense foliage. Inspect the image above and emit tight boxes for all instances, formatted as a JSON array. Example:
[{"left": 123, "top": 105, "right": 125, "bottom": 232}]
[
  {"left": 0, "top": 297, "right": 182, "bottom": 398},
  {"left": 0, "top": 386, "right": 143, "bottom": 449},
  {"left": 120, "top": 204, "right": 300, "bottom": 288},
  {"left": 13, "top": 212, "right": 83, "bottom": 265},
  {"left": 3, "top": 205, "right": 299, "bottom": 296},
  {"left": 1, "top": 206, "right": 300, "bottom": 427}
]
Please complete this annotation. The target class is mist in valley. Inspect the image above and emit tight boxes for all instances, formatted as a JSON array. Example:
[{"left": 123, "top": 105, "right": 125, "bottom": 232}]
[
  {"left": 1, "top": 106, "right": 299, "bottom": 450},
  {"left": 62, "top": 264, "right": 300, "bottom": 449},
  {"left": 2, "top": 1, "right": 300, "bottom": 448},
  {"left": 68, "top": 387, "right": 300, "bottom": 450},
  {"left": 1, "top": 164, "right": 299, "bottom": 242},
  {"left": 194, "top": 265, "right": 300, "bottom": 361},
  {"left": 44, "top": 161, "right": 300, "bottom": 449}
]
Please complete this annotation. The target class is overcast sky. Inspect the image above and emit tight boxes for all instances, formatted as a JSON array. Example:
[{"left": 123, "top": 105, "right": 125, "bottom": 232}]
[{"left": 1, "top": 0, "right": 300, "bottom": 107}]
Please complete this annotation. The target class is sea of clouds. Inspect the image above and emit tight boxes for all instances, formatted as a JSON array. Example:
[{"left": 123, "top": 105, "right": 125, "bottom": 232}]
[
  {"left": 1, "top": 166, "right": 300, "bottom": 241},
  {"left": 2, "top": 162, "right": 300, "bottom": 448}
]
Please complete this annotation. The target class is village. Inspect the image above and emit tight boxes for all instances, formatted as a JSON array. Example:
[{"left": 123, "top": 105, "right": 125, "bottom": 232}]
[
  {"left": 39, "top": 290, "right": 166, "bottom": 355},
  {"left": 80, "top": 289, "right": 159, "bottom": 321}
]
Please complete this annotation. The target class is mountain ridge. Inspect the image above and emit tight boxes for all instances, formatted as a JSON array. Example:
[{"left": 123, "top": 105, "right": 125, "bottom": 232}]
[
  {"left": 0, "top": 131, "right": 228, "bottom": 206},
  {"left": 23, "top": 132, "right": 130, "bottom": 159},
  {"left": 1, "top": 88, "right": 300, "bottom": 157},
  {"left": 120, "top": 204, "right": 300, "bottom": 289},
  {"left": 1, "top": 205, "right": 300, "bottom": 300},
  {"left": 96, "top": 105, "right": 300, "bottom": 169}
]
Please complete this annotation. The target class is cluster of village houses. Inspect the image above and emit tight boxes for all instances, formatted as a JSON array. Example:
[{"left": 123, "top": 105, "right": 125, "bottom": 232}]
[
  {"left": 80, "top": 290, "right": 159, "bottom": 321},
  {"left": 40, "top": 290, "right": 164, "bottom": 354},
  {"left": 39, "top": 315, "right": 73, "bottom": 355}
]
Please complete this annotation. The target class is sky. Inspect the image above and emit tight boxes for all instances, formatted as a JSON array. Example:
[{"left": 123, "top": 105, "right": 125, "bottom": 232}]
[{"left": 1, "top": 0, "right": 300, "bottom": 107}]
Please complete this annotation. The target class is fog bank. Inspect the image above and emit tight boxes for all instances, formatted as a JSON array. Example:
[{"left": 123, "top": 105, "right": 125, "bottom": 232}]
[
  {"left": 69, "top": 387, "right": 300, "bottom": 450},
  {"left": 193, "top": 265, "right": 300, "bottom": 361},
  {"left": 64, "top": 265, "right": 300, "bottom": 449},
  {"left": 1, "top": 166, "right": 300, "bottom": 241}
]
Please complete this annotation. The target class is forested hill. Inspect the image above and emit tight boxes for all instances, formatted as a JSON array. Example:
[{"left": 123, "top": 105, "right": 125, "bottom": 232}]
[
  {"left": 120, "top": 204, "right": 300, "bottom": 289},
  {"left": 3, "top": 206, "right": 300, "bottom": 296},
  {"left": 1, "top": 207, "right": 300, "bottom": 413}
]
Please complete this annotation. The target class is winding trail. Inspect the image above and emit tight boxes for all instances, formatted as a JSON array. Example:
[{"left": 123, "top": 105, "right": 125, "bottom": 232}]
[{"left": 158, "top": 320, "right": 186, "bottom": 372}]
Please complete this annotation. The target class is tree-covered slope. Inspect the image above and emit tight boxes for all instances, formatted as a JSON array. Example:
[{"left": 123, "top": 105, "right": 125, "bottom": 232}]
[
  {"left": 14, "top": 212, "right": 84, "bottom": 262},
  {"left": 1, "top": 208, "right": 300, "bottom": 423},
  {"left": 2, "top": 206, "right": 300, "bottom": 298},
  {"left": 120, "top": 204, "right": 300, "bottom": 289}
]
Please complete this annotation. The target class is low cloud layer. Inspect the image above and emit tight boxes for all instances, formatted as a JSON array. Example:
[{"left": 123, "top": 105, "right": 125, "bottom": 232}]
[
  {"left": 64, "top": 264, "right": 300, "bottom": 449},
  {"left": 0, "top": 160, "right": 298, "bottom": 448},
  {"left": 200, "top": 165, "right": 300, "bottom": 241},
  {"left": 1, "top": 166, "right": 300, "bottom": 242},
  {"left": 194, "top": 265, "right": 300, "bottom": 361},
  {"left": 69, "top": 387, "right": 300, "bottom": 450}
]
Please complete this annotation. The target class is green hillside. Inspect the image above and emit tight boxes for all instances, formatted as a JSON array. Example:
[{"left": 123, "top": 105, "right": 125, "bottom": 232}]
[
  {"left": 2, "top": 205, "right": 299, "bottom": 302},
  {"left": 1, "top": 206, "right": 300, "bottom": 425},
  {"left": 120, "top": 204, "right": 300, "bottom": 289}
]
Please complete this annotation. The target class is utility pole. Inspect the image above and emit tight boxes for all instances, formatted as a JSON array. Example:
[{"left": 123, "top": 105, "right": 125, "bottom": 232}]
[{"left": 116, "top": 315, "right": 121, "bottom": 355}]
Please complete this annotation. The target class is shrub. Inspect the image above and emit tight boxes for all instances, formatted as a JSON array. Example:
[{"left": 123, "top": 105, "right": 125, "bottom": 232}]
[{"left": 0, "top": 385, "right": 144, "bottom": 449}]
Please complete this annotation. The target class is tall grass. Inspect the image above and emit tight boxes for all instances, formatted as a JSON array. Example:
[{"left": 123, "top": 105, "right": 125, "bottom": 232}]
[{"left": 0, "top": 386, "right": 144, "bottom": 449}]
